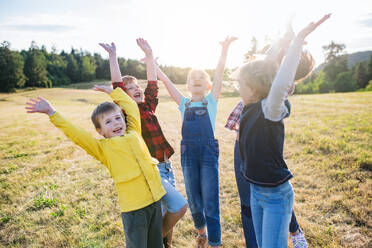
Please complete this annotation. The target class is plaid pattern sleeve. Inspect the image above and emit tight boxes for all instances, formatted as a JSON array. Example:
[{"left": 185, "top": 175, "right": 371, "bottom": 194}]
[
  {"left": 144, "top": 81, "right": 159, "bottom": 112},
  {"left": 112, "top": 81, "right": 126, "bottom": 91},
  {"left": 139, "top": 81, "right": 174, "bottom": 162},
  {"left": 225, "top": 101, "right": 244, "bottom": 131}
]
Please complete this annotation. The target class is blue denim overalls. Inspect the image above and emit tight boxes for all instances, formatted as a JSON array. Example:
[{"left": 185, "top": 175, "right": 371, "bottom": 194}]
[{"left": 180, "top": 99, "right": 221, "bottom": 246}]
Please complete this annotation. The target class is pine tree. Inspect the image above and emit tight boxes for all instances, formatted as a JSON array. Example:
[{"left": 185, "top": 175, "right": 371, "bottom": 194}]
[
  {"left": 66, "top": 54, "right": 80, "bottom": 82},
  {"left": 0, "top": 41, "right": 26, "bottom": 92},
  {"left": 80, "top": 55, "right": 96, "bottom": 81},
  {"left": 366, "top": 53, "right": 372, "bottom": 82},
  {"left": 353, "top": 62, "right": 369, "bottom": 89},
  {"left": 24, "top": 41, "right": 48, "bottom": 87}
]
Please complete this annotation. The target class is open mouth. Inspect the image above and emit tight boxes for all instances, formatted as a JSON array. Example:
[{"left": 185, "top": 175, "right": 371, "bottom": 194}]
[
  {"left": 134, "top": 92, "right": 141, "bottom": 98},
  {"left": 113, "top": 127, "right": 123, "bottom": 134}
]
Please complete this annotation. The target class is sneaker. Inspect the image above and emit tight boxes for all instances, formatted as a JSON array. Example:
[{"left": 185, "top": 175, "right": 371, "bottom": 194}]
[
  {"left": 196, "top": 232, "right": 208, "bottom": 248},
  {"left": 291, "top": 228, "right": 308, "bottom": 248}
]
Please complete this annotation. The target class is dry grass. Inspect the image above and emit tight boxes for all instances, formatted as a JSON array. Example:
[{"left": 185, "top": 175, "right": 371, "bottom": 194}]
[{"left": 0, "top": 82, "right": 371, "bottom": 247}]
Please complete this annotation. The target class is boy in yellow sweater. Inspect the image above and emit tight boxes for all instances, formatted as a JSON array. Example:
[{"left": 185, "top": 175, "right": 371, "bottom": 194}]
[{"left": 26, "top": 85, "right": 166, "bottom": 248}]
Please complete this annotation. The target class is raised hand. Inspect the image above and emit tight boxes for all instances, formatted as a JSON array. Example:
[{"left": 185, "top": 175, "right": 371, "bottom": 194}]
[
  {"left": 297, "top": 14, "right": 331, "bottom": 40},
  {"left": 220, "top": 36, "right": 238, "bottom": 50},
  {"left": 99, "top": 42, "right": 117, "bottom": 56},
  {"left": 136, "top": 38, "right": 153, "bottom": 57},
  {"left": 26, "top": 97, "right": 55, "bottom": 116},
  {"left": 93, "top": 84, "right": 113, "bottom": 94}
]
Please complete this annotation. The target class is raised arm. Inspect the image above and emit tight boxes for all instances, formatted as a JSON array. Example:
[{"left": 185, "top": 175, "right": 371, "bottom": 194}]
[
  {"left": 99, "top": 42, "right": 122, "bottom": 83},
  {"left": 156, "top": 64, "right": 184, "bottom": 106},
  {"left": 136, "top": 38, "right": 157, "bottom": 81},
  {"left": 264, "top": 14, "right": 331, "bottom": 121},
  {"left": 265, "top": 17, "right": 295, "bottom": 64},
  {"left": 212, "top": 36, "right": 238, "bottom": 100},
  {"left": 93, "top": 85, "right": 141, "bottom": 134},
  {"left": 136, "top": 38, "right": 159, "bottom": 111},
  {"left": 26, "top": 97, "right": 106, "bottom": 164}
]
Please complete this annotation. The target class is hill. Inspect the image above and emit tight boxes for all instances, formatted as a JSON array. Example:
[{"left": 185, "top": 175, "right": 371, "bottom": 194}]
[{"left": 314, "top": 50, "right": 372, "bottom": 73}]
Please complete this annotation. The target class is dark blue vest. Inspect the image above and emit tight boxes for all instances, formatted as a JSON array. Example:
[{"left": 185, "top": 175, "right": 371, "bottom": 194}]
[{"left": 239, "top": 100, "right": 293, "bottom": 187}]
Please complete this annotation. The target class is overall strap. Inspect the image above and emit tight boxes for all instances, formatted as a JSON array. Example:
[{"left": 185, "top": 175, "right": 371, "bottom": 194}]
[{"left": 185, "top": 99, "right": 191, "bottom": 109}]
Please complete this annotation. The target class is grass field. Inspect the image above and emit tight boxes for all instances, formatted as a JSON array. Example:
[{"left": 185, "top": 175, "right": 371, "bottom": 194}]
[{"left": 0, "top": 81, "right": 371, "bottom": 247}]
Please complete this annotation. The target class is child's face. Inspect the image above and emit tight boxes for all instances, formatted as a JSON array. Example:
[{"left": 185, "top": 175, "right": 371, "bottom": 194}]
[
  {"left": 187, "top": 73, "right": 210, "bottom": 96},
  {"left": 96, "top": 110, "right": 126, "bottom": 138},
  {"left": 125, "top": 82, "right": 144, "bottom": 103},
  {"left": 238, "top": 80, "right": 256, "bottom": 105}
]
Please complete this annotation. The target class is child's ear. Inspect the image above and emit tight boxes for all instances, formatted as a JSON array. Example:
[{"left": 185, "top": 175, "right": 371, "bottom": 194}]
[{"left": 96, "top": 127, "right": 103, "bottom": 136}]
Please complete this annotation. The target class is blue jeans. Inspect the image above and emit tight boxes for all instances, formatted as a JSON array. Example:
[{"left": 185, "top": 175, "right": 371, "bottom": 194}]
[
  {"left": 234, "top": 140, "right": 258, "bottom": 248},
  {"left": 250, "top": 181, "right": 294, "bottom": 248},
  {"left": 181, "top": 140, "right": 221, "bottom": 246},
  {"left": 158, "top": 161, "right": 187, "bottom": 214},
  {"left": 235, "top": 141, "right": 300, "bottom": 247},
  {"left": 181, "top": 103, "right": 221, "bottom": 246}
]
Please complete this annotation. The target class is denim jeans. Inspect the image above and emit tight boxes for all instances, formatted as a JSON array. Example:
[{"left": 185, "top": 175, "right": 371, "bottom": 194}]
[
  {"left": 181, "top": 103, "right": 221, "bottom": 246},
  {"left": 234, "top": 140, "right": 258, "bottom": 248},
  {"left": 158, "top": 161, "right": 187, "bottom": 214},
  {"left": 250, "top": 181, "right": 294, "bottom": 248},
  {"left": 181, "top": 140, "right": 220, "bottom": 246}
]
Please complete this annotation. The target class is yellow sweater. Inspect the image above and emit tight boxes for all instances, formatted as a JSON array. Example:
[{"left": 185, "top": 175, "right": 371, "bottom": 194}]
[{"left": 50, "top": 88, "right": 166, "bottom": 212}]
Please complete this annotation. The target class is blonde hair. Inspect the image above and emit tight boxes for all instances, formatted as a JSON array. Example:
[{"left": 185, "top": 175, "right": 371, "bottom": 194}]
[
  {"left": 121, "top": 75, "right": 137, "bottom": 87},
  {"left": 187, "top": 69, "right": 212, "bottom": 89},
  {"left": 294, "top": 51, "right": 315, "bottom": 81},
  {"left": 236, "top": 50, "right": 315, "bottom": 100},
  {"left": 237, "top": 59, "right": 278, "bottom": 100}
]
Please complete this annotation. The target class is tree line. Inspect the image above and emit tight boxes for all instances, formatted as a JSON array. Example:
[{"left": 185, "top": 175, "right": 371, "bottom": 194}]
[
  {"left": 0, "top": 41, "right": 204, "bottom": 93},
  {"left": 1, "top": 40, "right": 372, "bottom": 94}
]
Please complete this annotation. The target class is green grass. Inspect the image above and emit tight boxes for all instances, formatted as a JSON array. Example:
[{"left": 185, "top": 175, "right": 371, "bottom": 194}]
[{"left": 0, "top": 84, "right": 371, "bottom": 247}]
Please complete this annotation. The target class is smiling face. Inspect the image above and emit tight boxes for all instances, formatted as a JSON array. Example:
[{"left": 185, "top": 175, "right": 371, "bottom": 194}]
[
  {"left": 96, "top": 110, "right": 126, "bottom": 138},
  {"left": 125, "top": 82, "right": 144, "bottom": 103},
  {"left": 187, "top": 69, "right": 211, "bottom": 96}
]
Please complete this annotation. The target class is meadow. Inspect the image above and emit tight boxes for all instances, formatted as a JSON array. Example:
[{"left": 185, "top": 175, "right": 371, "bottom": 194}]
[{"left": 0, "top": 81, "right": 371, "bottom": 247}]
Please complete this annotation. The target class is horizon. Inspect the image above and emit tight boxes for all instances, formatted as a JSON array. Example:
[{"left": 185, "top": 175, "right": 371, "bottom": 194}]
[{"left": 1, "top": 0, "right": 372, "bottom": 69}]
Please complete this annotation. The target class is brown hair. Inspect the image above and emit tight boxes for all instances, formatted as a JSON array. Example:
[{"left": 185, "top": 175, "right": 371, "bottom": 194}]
[
  {"left": 91, "top": 102, "right": 123, "bottom": 128},
  {"left": 121, "top": 75, "right": 137, "bottom": 87}
]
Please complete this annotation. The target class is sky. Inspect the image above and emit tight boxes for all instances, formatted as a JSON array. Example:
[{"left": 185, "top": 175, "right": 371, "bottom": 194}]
[{"left": 0, "top": 0, "right": 371, "bottom": 69}]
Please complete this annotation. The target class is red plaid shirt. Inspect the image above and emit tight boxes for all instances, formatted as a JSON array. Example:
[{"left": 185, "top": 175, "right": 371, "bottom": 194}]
[
  {"left": 225, "top": 101, "right": 243, "bottom": 131},
  {"left": 112, "top": 81, "right": 174, "bottom": 162}
]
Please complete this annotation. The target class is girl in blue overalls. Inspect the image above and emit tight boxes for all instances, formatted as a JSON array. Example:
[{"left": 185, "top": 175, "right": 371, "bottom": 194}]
[{"left": 155, "top": 37, "right": 237, "bottom": 247}]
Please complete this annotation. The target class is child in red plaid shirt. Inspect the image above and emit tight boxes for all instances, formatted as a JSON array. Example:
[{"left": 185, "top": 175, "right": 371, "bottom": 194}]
[{"left": 99, "top": 39, "right": 187, "bottom": 248}]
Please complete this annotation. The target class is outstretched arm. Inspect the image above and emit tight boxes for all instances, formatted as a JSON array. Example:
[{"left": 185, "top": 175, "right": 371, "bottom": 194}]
[
  {"left": 264, "top": 14, "right": 331, "bottom": 121},
  {"left": 212, "top": 36, "right": 238, "bottom": 100},
  {"left": 99, "top": 42, "right": 122, "bottom": 83},
  {"left": 25, "top": 97, "right": 106, "bottom": 164},
  {"left": 156, "top": 64, "right": 184, "bottom": 106}
]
